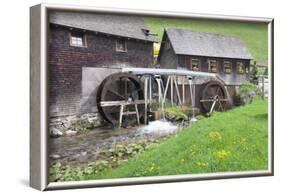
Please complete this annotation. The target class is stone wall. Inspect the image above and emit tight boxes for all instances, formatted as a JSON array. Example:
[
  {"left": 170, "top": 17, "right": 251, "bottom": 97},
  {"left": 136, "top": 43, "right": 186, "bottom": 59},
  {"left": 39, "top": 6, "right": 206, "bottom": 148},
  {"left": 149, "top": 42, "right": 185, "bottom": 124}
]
[{"left": 49, "top": 112, "right": 104, "bottom": 137}]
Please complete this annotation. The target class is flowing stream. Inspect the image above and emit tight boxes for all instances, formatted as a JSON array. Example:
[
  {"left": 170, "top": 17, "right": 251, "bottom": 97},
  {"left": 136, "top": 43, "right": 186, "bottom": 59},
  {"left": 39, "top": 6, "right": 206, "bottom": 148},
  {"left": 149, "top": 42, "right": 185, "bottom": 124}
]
[{"left": 49, "top": 121, "right": 179, "bottom": 166}]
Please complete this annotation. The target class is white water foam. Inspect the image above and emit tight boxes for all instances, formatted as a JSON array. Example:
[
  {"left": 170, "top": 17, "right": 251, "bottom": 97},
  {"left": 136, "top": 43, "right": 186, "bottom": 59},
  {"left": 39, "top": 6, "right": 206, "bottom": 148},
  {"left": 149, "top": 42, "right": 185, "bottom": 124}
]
[{"left": 138, "top": 120, "right": 178, "bottom": 135}]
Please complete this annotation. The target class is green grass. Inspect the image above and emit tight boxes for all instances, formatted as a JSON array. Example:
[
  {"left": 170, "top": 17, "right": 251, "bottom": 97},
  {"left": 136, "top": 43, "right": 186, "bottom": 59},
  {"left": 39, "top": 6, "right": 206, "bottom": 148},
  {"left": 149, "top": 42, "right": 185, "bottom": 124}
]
[
  {"left": 84, "top": 98, "right": 268, "bottom": 180},
  {"left": 145, "top": 17, "right": 268, "bottom": 64}
]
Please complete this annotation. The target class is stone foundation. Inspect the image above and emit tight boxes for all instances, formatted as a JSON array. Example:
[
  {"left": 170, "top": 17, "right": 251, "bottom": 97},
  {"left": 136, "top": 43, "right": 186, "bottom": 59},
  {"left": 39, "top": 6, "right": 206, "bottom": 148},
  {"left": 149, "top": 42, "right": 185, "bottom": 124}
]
[{"left": 49, "top": 112, "right": 104, "bottom": 137}]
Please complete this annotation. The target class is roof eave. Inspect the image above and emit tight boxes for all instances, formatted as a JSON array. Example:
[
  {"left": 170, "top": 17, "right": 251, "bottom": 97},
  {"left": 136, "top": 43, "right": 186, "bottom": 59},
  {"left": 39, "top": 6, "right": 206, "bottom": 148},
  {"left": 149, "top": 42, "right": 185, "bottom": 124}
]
[
  {"left": 174, "top": 52, "right": 253, "bottom": 60},
  {"left": 50, "top": 22, "right": 157, "bottom": 43}
]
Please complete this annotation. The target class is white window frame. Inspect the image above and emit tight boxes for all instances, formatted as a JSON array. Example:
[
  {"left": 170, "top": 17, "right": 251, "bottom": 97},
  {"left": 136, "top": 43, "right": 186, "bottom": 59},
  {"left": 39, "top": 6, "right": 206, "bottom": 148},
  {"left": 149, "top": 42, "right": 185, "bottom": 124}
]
[
  {"left": 223, "top": 61, "right": 232, "bottom": 74},
  {"left": 116, "top": 39, "right": 127, "bottom": 52},
  {"left": 208, "top": 59, "right": 218, "bottom": 73},
  {"left": 69, "top": 31, "right": 87, "bottom": 47}
]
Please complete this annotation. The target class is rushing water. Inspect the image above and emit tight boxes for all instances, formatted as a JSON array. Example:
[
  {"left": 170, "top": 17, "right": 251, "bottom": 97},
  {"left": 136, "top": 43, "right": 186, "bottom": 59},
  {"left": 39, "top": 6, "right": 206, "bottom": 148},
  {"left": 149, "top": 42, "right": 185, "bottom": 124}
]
[
  {"left": 155, "top": 76, "right": 166, "bottom": 119},
  {"left": 138, "top": 120, "right": 178, "bottom": 136}
]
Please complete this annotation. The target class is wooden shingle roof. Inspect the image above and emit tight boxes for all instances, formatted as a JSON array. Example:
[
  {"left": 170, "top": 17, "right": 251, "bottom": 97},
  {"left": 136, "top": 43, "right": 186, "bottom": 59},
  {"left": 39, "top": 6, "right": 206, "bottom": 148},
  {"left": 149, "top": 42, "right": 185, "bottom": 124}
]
[
  {"left": 165, "top": 28, "right": 252, "bottom": 59},
  {"left": 49, "top": 11, "right": 156, "bottom": 42}
]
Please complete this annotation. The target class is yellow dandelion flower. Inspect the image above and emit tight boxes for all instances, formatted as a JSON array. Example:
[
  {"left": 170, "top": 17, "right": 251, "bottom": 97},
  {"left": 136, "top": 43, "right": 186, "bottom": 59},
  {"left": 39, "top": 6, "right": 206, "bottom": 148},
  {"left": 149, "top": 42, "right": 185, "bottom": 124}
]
[
  {"left": 196, "top": 162, "right": 207, "bottom": 167},
  {"left": 209, "top": 131, "right": 222, "bottom": 141},
  {"left": 214, "top": 150, "right": 230, "bottom": 159},
  {"left": 148, "top": 163, "right": 157, "bottom": 172}
]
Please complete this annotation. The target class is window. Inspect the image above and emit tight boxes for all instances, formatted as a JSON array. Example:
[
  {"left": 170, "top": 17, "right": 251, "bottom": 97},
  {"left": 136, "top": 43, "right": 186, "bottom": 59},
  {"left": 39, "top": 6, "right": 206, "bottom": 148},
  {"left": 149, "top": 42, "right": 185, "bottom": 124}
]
[
  {"left": 116, "top": 39, "right": 127, "bottom": 52},
  {"left": 70, "top": 31, "right": 87, "bottom": 47},
  {"left": 208, "top": 60, "right": 218, "bottom": 73},
  {"left": 223, "top": 61, "right": 232, "bottom": 74},
  {"left": 190, "top": 58, "right": 200, "bottom": 71},
  {"left": 236, "top": 62, "right": 244, "bottom": 74}
]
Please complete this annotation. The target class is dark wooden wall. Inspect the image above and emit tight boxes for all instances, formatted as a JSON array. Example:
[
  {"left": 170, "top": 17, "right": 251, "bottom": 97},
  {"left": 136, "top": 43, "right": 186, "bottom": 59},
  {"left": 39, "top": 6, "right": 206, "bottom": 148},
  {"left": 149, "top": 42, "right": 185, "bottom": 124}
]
[
  {"left": 158, "top": 34, "right": 178, "bottom": 69},
  {"left": 49, "top": 25, "right": 154, "bottom": 117},
  {"left": 178, "top": 55, "right": 251, "bottom": 85}
]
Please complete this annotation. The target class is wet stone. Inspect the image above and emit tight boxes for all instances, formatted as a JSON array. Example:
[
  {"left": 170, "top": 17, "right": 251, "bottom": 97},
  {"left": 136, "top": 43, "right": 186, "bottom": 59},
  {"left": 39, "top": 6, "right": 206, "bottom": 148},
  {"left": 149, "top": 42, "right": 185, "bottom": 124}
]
[
  {"left": 49, "top": 154, "right": 61, "bottom": 159},
  {"left": 50, "top": 127, "right": 63, "bottom": 138},
  {"left": 65, "top": 130, "right": 77, "bottom": 136}
]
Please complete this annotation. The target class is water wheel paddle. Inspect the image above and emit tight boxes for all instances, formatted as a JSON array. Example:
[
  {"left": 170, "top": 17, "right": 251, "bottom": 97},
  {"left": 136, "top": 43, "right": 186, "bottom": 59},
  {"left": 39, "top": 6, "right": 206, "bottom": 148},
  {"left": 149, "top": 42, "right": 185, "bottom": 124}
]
[
  {"left": 200, "top": 80, "right": 230, "bottom": 113},
  {"left": 97, "top": 73, "right": 144, "bottom": 126}
]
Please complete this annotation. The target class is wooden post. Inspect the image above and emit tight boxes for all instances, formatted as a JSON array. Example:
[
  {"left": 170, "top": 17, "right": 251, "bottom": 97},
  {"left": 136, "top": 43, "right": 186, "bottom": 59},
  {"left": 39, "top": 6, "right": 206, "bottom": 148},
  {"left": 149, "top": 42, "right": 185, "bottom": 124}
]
[
  {"left": 182, "top": 76, "right": 185, "bottom": 104},
  {"left": 135, "top": 104, "right": 140, "bottom": 125},
  {"left": 158, "top": 81, "right": 162, "bottom": 103},
  {"left": 144, "top": 76, "right": 148, "bottom": 124},
  {"left": 119, "top": 105, "right": 124, "bottom": 128},
  {"left": 193, "top": 80, "right": 196, "bottom": 107},
  {"left": 149, "top": 75, "right": 152, "bottom": 110},
  {"left": 171, "top": 76, "right": 174, "bottom": 105}
]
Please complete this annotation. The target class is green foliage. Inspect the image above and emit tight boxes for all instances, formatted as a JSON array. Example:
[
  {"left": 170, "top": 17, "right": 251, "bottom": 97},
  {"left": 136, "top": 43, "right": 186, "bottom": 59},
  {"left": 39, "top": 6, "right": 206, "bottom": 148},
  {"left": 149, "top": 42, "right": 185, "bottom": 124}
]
[
  {"left": 74, "top": 120, "right": 96, "bottom": 134},
  {"left": 263, "top": 67, "right": 268, "bottom": 75},
  {"left": 236, "top": 82, "right": 259, "bottom": 105},
  {"left": 237, "top": 82, "right": 258, "bottom": 96},
  {"left": 149, "top": 102, "right": 162, "bottom": 110},
  {"left": 100, "top": 143, "right": 146, "bottom": 158},
  {"left": 49, "top": 160, "right": 112, "bottom": 182},
  {"left": 195, "top": 115, "right": 205, "bottom": 120},
  {"left": 165, "top": 106, "right": 188, "bottom": 120},
  {"left": 251, "top": 65, "right": 259, "bottom": 77},
  {"left": 49, "top": 142, "right": 150, "bottom": 182}
]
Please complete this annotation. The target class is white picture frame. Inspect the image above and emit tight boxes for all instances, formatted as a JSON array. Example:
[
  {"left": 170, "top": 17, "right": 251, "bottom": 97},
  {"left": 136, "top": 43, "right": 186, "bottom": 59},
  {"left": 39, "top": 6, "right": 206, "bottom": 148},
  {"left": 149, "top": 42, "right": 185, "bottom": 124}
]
[{"left": 30, "top": 3, "right": 274, "bottom": 191}]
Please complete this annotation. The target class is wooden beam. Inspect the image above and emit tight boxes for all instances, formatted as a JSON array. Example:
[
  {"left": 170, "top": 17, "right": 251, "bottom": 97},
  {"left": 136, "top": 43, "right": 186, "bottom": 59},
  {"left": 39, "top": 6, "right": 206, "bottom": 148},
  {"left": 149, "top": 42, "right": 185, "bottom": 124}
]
[
  {"left": 99, "top": 99, "right": 154, "bottom": 107},
  {"left": 200, "top": 99, "right": 229, "bottom": 102}
]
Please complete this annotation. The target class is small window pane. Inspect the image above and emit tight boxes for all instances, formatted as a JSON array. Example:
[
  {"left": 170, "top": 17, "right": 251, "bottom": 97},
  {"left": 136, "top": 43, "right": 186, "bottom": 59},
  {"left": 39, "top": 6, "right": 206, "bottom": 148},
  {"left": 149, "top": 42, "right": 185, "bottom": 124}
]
[
  {"left": 209, "top": 60, "right": 218, "bottom": 73},
  {"left": 224, "top": 61, "right": 232, "bottom": 74},
  {"left": 70, "top": 31, "right": 85, "bottom": 47},
  {"left": 116, "top": 39, "right": 126, "bottom": 52},
  {"left": 237, "top": 62, "right": 244, "bottom": 74},
  {"left": 190, "top": 59, "right": 200, "bottom": 71}
]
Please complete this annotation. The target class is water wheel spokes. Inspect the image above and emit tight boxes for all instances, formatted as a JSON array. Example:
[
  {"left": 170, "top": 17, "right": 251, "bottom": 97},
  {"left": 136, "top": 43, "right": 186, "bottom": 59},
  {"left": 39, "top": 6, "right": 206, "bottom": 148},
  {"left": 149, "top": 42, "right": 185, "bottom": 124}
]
[
  {"left": 200, "top": 81, "right": 230, "bottom": 113},
  {"left": 97, "top": 73, "right": 144, "bottom": 126}
]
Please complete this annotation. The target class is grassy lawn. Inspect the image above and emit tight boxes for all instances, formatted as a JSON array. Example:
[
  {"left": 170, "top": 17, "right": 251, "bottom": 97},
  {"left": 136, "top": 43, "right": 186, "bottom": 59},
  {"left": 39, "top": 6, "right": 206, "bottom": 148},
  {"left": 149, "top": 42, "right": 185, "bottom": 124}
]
[
  {"left": 145, "top": 17, "right": 268, "bottom": 64},
  {"left": 84, "top": 98, "right": 268, "bottom": 180}
]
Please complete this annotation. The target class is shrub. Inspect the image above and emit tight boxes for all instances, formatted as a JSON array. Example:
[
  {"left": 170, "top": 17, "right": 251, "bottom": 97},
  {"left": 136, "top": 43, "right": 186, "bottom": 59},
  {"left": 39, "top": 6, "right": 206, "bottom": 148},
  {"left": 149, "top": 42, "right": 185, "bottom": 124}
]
[
  {"left": 235, "top": 82, "right": 258, "bottom": 105},
  {"left": 238, "top": 82, "right": 258, "bottom": 95},
  {"left": 165, "top": 106, "right": 188, "bottom": 121},
  {"left": 263, "top": 67, "right": 268, "bottom": 76}
]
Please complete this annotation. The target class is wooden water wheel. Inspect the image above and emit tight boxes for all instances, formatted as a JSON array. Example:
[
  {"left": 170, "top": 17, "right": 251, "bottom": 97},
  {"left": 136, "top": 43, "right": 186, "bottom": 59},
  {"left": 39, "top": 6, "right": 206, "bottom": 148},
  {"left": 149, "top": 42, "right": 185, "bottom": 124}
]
[
  {"left": 97, "top": 73, "right": 144, "bottom": 126},
  {"left": 199, "top": 80, "right": 230, "bottom": 113}
]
